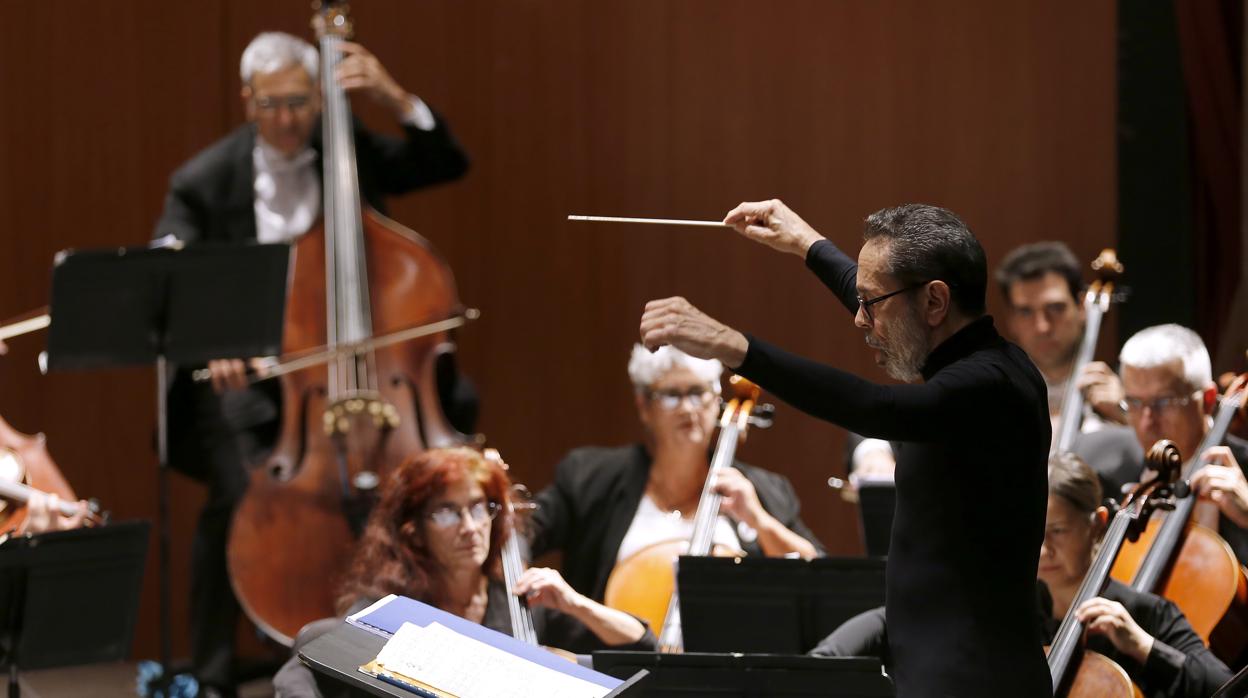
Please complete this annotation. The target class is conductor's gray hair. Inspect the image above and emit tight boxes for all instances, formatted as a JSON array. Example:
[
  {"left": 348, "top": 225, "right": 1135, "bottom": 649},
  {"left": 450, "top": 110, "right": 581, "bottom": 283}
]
[
  {"left": 240, "top": 32, "right": 319, "bottom": 84},
  {"left": 1119, "top": 324, "right": 1213, "bottom": 391},
  {"left": 627, "top": 344, "right": 723, "bottom": 393}
]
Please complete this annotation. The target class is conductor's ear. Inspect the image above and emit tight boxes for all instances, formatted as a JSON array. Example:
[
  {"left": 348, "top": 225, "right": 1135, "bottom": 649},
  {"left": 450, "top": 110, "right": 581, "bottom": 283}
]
[{"left": 923, "top": 281, "right": 952, "bottom": 327}]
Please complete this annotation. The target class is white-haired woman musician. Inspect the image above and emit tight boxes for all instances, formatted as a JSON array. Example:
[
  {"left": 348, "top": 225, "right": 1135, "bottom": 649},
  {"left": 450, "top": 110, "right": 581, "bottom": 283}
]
[{"left": 525, "top": 344, "right": 823, "bottom": 652}]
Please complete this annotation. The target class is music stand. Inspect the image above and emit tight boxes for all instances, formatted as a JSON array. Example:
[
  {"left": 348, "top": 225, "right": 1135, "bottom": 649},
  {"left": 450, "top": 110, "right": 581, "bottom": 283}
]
[
  {"left": 0, "top": 521, "right": 150, "bottom": 696},
  {"left": 678, "top": 556, "right": 886, "bottom": 653},
  {"left": 44, "top": 243, "right": 288, "bottom": 677}
]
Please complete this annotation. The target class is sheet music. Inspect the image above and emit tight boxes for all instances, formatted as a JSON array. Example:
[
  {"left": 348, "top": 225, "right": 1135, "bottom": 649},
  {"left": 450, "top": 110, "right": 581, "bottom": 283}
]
[{"left": 375, "top": 622, "right": 610, "bottom": 698}]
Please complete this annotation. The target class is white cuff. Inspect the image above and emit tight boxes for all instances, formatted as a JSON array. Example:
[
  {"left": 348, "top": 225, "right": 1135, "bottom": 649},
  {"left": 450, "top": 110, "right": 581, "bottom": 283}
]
[{"left": 402, "top": 95, "right": 437, "bottom": 131}]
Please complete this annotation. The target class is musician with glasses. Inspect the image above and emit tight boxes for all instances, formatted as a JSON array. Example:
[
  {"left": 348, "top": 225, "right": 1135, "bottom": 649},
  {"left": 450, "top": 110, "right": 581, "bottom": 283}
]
[
  {"left": 1107, "top": 324, "right": 1248, "bottom": 565},
  {"left": 638, "top": 200, "right": 1052, "bottom": 697},
  {"left": 153, "top": 31, "right": 470, "bottom": 695},
  {"left": 273, "top": 447, "right": 653, "bottom": 698},
  {"left": 526, "top": 344, "right": 823, "bottom": 653}
]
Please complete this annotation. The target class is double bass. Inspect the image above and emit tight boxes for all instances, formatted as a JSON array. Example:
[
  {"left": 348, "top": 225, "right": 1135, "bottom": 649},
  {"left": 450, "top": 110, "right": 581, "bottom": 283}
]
[
  {"left": 603, "top": 375, "right": 773, "bottom": 651},
  {"left": 1111, "top": 374, "right": 1248, "bottom": 661},
  {"left": 226, "top": 1, "right": 472, "bottom": 645},
  {"left": 1049, "top": 440, "right": 1182, "bottom": 698}
]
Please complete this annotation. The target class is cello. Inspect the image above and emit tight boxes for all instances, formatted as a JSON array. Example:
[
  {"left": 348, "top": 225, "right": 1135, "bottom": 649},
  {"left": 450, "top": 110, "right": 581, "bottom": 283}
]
[
  {"left": 1111, "top": 374, "right": 1248, "bottom": 661},
  {"left": 603, "top": 375, "right": 773, "bottom": 652},
  {"left": 226, "top": 1, "right": 473, "bottom": 645},
  {"left": 1049, "top": 440, "right": 1182, "bottom": 698},
  {"left": 1051, "top": 249, "right": 1124, "bottom": 457}
]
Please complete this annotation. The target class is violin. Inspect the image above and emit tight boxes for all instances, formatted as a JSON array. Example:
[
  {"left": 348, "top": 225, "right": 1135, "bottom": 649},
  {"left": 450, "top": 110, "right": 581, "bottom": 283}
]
[
  {"left": 1049, "top": 440, "right": 1182, "bottom": 698},
  {"left": 226, "top": 0, "right": 472, "bottom": 645},
  {"left": 1111, "top": 374, "right": 1248, "bottom": 662},
  {"left": 603, "top": 375, "right": 773, "bottom": 652},
  {"left": 0, "top": 414, "right": 102, "bottom": 539},
  {"left": 1051, "top": 249, "right": 1124, "bottom": 457}
]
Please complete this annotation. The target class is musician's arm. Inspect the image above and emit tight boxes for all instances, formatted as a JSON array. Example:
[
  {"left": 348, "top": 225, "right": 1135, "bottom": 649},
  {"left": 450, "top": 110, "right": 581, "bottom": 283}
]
[
  {"left": 527, "top": 451, "right": 579, "bottom": 559},
  {"left": 736, "top": 336, "right": 997, "bottom": 442},
  {"left": 152, "top": 169, "right": 206, "bottom": 243},
  {"left": 517, "top": 568, "right": 650, "bottom": 647},
  {"left": 1135, "top": 599, "right": 1232, "bottom": 697},
  {"left": 804, "top": 239, "right": 861, "bottom": 314},
  {"left": 354, "top": 109, "right": 469, "bottom": 196},
  {"left": 717, "top": 468, "right": 822, "bottom": 559}
]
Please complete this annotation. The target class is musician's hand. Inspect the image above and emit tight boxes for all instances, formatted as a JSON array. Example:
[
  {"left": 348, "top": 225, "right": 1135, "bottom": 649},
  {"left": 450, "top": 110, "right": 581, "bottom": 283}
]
[
  {"left": 207, "top": 359, "right": 249, "bottom": 394},
  {"left": 711, "top": 467, "right": 766, "bottom": 528},
  {"left": 1190, "top": 447, "right": 1248, "bottom": 528},
  {"left": 1076, "top": 361, "right": 1127, "bottom": 424},
  {"left": 336, "top": 41, "right": 413, "bottom": 121},
  {"left": 723, "top": 199, "right": 825, "bottom": 258},
  {"left": 639, "top": 297, "right": 748, "bottom": 368},
  {"left": 0, "top": 339, "right": 7, "bottom": 355},
  {"left": 21, "top": 492, "right": 88, "bottom": 534},
  {"left": 1075, "top": 597, "right": 1154, "bottom": 665},
  {"left": 514, "top": 567, "right": 585, "bottom": 615}
]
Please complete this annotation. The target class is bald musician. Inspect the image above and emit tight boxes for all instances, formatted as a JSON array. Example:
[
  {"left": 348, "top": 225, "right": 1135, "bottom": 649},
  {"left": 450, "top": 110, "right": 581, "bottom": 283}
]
[{"left": 640, "top": 200, "right": 1051, "bottom": 697}]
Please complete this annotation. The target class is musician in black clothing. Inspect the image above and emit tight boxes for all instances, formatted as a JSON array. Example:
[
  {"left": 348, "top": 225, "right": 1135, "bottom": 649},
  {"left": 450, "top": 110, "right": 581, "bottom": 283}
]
[{"left": 639, "top": 199, "right": 1052, "bottom": 697}]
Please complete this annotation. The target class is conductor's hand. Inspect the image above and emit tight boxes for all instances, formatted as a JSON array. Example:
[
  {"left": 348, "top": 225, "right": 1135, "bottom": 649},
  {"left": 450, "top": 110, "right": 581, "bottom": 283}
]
[
  {"left": 336, "top": 41, "right": 413, "bottom": 121},
  {"left": 723, "top": 199, "right": 825, "bottom": 258},
  {"left": 640, "top": 297, "right": 748, "bottom": 368},
  {"left": 1190, "top": 447, "right": 1248, "bottom": 528},
  {"left": 514, "top": 567, "right": 585, "bottom": 615},
  {"left": 711, "top": 468, "right": 766, "bottom": 528},
  {"left": 1075, "top": 597, "right": 1154, "bottom": 665},
  {"left": 1076, "top": 361, "right": 1127, "bottom": 424}
]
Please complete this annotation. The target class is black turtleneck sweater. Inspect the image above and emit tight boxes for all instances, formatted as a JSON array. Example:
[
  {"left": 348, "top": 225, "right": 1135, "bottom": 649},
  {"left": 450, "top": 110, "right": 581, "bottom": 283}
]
[{"left": 736, "top": 239, "right": 1052, "bottom": 697}]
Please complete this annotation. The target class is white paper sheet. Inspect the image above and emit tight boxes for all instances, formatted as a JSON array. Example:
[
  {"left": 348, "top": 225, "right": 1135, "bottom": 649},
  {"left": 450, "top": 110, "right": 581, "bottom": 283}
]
[{"left": 375, "top": 622, "right": 610, "bottom": 698}]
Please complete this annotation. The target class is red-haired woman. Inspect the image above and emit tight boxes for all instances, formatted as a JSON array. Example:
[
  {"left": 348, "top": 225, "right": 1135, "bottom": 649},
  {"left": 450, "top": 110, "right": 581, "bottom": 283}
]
[{"left": 273, "top": 447, "right": 653, "bottom": 697}]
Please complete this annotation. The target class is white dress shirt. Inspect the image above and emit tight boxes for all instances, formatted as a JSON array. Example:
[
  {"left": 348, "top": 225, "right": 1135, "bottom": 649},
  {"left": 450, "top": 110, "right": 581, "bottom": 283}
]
[{"left": 251, "top": 96, "right": 436, "bottom": 244}]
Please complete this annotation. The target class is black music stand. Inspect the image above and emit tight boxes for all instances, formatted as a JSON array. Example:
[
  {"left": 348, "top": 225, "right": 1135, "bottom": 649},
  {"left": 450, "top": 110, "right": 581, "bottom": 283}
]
[
  {"left": 678, "top": 556, "right": 886, "bottom": 653},
  {"left": 0, "top": 521, "right": 150, "bottom": 696},
  {"left": 43, "top": 243, "right": 288, "bottom": 679},
  {"left": 592, "top": 651, "right": 893, "bottom": 697}
]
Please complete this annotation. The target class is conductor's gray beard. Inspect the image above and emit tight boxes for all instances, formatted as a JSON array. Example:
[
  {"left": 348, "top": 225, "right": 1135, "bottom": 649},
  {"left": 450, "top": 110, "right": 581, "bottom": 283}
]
[{"left": 866, "top": 308, "right": 930, "bottom": 383}]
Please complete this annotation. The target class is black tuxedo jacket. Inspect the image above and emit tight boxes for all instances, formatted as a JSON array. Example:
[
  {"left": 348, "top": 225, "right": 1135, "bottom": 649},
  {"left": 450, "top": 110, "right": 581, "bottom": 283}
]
[{"left": 154, "top": 113, "right": 468, "bottom": 244}]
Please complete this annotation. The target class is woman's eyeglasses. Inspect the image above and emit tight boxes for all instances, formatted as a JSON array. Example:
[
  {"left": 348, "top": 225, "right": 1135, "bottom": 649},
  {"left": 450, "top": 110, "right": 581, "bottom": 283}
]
[{"left": 426, "top": 500, "right": 500, "bottom": 529}]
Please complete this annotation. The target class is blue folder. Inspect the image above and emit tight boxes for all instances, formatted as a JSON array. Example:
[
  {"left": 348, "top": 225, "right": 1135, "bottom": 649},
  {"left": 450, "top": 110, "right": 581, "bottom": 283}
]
[{"left": 350, "top": 594, "right": 622, "bottom": 691}]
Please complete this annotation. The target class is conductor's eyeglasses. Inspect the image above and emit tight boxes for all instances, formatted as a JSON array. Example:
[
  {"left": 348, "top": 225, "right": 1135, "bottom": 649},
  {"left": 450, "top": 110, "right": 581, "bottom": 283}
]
[
  {"left": 1119, "top": 390, "right": 1202, "bottom": 417},
  {"left": 647, "top": 387, "right": 716, "bottom": 410},
  {"left": 426, "top": 500, "right": 499, "bottom": 529},
  {"left": 857, "top": 282, "right": 929, "bottom": 323},
  {"left": 253, "top": 94, "right": 314, "bottom": 113}
]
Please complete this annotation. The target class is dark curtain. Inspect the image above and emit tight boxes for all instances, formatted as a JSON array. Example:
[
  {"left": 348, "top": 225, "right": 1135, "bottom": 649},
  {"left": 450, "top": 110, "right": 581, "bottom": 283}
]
[{"left": 1174, "top": 0, "right": 1243, "bottom": 354}]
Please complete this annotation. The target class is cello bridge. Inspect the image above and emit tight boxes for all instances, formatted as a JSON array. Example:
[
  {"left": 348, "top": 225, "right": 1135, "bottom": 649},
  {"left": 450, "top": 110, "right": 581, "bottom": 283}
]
[{"left": 322, "top": 394, "right": 401, "bottom": 436}]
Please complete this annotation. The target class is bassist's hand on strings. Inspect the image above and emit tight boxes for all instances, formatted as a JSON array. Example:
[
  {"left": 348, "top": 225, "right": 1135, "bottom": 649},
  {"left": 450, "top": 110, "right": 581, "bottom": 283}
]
[
  {"left": 722, "top": 199, "right": 825, "bottom": 258},
  {"left": 1077, "top": 361, "right": 1127, "bottom": 424},
  {"left": 1190, "top": 447, "right": 1248, "bottom": 529},
  {"left": 335, "top": 41, "right": 418, "bottom": 123}
]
